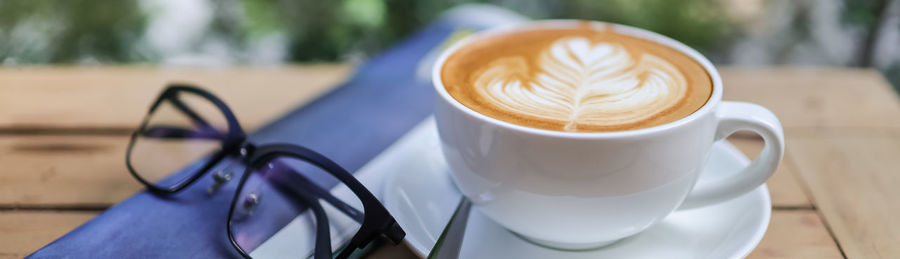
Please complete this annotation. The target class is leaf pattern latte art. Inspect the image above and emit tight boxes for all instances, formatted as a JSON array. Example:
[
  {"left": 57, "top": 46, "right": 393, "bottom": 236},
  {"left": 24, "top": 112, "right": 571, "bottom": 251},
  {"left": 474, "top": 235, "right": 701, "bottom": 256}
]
[{"left": 473, "top": 37, "right": 688, "bottom": 131}]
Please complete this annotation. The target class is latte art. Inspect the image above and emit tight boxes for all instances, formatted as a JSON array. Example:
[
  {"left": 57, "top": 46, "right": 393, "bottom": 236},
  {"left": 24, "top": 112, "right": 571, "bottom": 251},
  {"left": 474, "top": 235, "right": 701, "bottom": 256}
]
[
  {"left": 441, "top": 25, "right": 712, "bottom": 132},
  {"left": 474, "top": 37, "right": 688, "bottom": 131}
]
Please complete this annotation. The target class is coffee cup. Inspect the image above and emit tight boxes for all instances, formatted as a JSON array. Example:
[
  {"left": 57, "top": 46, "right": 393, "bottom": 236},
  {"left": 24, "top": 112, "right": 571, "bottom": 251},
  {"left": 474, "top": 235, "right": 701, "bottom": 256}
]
[{"left": 431, "top": 20, "right": 784, "bottom": 249}]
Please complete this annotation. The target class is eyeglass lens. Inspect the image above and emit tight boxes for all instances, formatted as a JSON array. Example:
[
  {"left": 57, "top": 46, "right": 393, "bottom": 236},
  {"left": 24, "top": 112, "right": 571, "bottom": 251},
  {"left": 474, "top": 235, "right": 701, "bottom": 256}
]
[
  {"left": 230, "top": 156, "right": 366, "bottom": 257},
  {"left": 128, "top": 91, "right": 229, "bottom": 188}
]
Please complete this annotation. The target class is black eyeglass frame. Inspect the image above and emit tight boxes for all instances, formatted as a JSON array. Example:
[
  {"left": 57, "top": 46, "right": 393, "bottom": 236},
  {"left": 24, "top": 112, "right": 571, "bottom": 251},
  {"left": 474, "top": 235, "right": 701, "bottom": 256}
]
[
  {"left": 125, "top": 84, "right": 405, "bottom": 259},
  {"left": 126, "top": 85, "right": 246, "bottom": 194}
]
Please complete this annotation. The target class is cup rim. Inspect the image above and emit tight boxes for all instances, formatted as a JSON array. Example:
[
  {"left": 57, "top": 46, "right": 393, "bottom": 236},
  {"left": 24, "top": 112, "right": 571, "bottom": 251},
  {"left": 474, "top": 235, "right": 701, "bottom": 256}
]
[{"left": 431, "top": 20, "right": 723, "bottom": 139}]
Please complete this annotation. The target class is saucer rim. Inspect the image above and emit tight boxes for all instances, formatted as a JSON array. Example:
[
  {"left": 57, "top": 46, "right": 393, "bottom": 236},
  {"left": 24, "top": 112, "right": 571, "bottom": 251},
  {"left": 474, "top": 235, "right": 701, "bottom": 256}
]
[{"left": 387, "top": 140, "right": 772, "bottom": 258}]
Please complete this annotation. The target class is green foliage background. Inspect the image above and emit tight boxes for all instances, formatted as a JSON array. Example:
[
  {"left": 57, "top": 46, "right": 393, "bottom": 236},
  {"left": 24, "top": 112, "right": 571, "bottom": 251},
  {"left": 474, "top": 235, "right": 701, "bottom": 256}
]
[
  {"left": 0, "top": 0, "right": 890, "bottom": 70},
  {"left": 0, "top": 0, "right": 740, "bottom": 63},
  {"left": 0, "top": 0, "right": 150, "bottom": 63}
]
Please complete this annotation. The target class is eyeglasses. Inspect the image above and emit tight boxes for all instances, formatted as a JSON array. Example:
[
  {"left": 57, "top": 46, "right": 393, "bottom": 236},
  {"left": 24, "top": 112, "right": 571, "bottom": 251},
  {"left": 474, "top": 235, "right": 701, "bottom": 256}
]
[{"left": 126, "top": 85, "right": 405, "bottom": 258}]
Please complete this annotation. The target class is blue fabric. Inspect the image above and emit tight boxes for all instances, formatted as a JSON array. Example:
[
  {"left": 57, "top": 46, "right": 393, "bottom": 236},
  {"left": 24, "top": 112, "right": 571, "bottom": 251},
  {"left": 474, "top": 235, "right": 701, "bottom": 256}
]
[{"left": 29, "top": 21, "right": 462, "bottom": 259}]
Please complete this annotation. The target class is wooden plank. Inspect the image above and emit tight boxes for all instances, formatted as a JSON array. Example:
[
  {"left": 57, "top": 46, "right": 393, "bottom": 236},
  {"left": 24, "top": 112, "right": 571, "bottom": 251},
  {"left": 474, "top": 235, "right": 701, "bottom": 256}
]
[
  {"left": 368, "top": 243, "right": 419, "bottom": 259},
  {"left": 720, "top": 67, "right": 900, "bottom": 130},
  {"left": 0, "top": 65, "right": 351, "bottom": 132},
  {"left": 0, "top": 136, "right": 138, "bottom": 206},
  {"left": 788, "top": 134, "right": 900, "bottom": 258},
  {"left": 747, "top": 210, "right": 844, "bottom": 259},
  {"left": 728, "top": 137, "right": 813, "bottom": 208},
  {"left": 5, "top": 67, "right": 893, "bottom": 132},
  {"left": 0, "top": 211, "right": 98, "bottom": 258}
]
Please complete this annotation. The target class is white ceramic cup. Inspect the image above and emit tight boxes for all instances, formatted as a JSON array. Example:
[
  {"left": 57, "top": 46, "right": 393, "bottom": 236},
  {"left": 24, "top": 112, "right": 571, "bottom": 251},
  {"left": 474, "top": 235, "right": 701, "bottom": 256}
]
[{"left": 432, "top": 20, "right": 785, "bottom": 250}]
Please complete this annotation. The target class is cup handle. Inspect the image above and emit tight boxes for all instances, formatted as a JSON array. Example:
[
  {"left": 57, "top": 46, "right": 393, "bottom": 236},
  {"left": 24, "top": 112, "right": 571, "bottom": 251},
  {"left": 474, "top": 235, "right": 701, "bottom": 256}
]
[{"left": 680, "top": 101, "right": 785, "bottom": 209}]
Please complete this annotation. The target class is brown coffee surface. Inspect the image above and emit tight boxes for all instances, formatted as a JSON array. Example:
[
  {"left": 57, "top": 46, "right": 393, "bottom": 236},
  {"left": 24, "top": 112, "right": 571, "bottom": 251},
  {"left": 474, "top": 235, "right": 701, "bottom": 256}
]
[{"left": 441, "top": 23, "right": 712, "bottom": 132}]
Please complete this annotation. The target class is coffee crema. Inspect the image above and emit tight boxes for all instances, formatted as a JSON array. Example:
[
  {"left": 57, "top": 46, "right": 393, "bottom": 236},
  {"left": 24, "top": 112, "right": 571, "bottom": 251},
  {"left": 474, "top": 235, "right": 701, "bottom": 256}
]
[{"left": 441, "top": 23, "right": 712, "bottom": 132}]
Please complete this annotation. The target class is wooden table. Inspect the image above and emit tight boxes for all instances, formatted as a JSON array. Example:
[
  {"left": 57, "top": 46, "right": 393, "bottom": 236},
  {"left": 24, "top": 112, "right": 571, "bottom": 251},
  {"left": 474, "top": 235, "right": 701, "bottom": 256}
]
[{"left": 1, "top": 66, "right": 898, "bottom": 259}]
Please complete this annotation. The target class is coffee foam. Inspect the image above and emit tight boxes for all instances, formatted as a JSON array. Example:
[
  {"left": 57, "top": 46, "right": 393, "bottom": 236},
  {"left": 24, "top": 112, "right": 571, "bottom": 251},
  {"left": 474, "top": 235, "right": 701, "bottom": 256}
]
[{"left": 441, "top": 24, "right": 712, "bottom": 132}]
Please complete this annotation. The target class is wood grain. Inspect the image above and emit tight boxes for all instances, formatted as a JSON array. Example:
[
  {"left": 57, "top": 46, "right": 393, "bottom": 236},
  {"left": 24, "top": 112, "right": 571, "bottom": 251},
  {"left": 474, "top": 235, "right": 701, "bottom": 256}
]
[
  {"left": 728, "top": 137, "right": 813, "bottom": 208},
  {"left": 0, "top": 136, "right": 138, "bottom": 207},
  {"left": 789, "top": 134, "right": 900, "bottom": 259},
  {"left": 368, "top": 243, "right": 419, "bottom": 259},
  {"left": 0, "top": 211, "right": 98, "bottom": 258},
  {"left": 0, "top": 65, "right": 351, "bottom": 132},
  {"left": 747, "top": 210, "right": 844, "bottom": 259},
  {"left": 720, "top": 67, "right": 900, "bottom": 130}
]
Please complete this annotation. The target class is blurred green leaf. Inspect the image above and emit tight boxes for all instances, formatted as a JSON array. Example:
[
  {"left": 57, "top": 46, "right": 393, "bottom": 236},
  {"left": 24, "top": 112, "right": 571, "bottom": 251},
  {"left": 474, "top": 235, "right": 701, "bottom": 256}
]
[
  {"left": 561, "top": 0, "right": 734, "bottom": 51},
  {"left": 842, "top": 0, "right": 881, "bottom": 27},
  {"left": 0, "top": 0, "right": 151, "bottom": 64},
  {"left": 343, "top": 0, "right": 386, "bottom": 27},
  {"left": 243, "top": 0, "right": 285, "bottom": 39}
]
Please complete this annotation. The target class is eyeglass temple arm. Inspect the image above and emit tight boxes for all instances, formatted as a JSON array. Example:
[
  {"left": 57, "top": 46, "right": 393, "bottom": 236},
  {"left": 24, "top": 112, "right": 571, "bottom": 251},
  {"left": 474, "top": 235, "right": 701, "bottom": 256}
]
[
  {"left": 287, "top": 179, "right": 334, "bottom": 259},
  {"left": 265, "top": 164, "right": 366, "bottom": 259},
  {"left": 265, "top": 162, "right": 366, "bottom": 224},
  {"left": 166, "top": 92, "right": 219, "bottom": 130},
  {"left": 278, "top": 165, "right": 406, "bottom": 256},
  {"left": 140, "top": 125, "right": 227, "bottom": 141}
]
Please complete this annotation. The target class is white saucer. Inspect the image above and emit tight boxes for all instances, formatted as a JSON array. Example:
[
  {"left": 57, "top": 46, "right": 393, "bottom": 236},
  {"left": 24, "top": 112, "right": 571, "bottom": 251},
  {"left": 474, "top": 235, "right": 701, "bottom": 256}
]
[{"left": 382, "top": 118, "right": 771, "bottom": 259}]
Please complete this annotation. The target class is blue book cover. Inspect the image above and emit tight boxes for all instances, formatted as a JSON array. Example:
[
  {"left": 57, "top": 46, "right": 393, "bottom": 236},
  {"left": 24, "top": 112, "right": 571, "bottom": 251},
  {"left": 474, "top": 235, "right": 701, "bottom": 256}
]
[{"left": 29, "top": 5, "right": 525, "bottom": 258}]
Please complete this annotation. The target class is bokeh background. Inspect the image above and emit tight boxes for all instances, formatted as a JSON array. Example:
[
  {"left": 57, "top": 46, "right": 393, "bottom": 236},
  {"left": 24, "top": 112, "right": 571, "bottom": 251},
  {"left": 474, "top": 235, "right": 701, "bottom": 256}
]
[{"left": 1, "top": 0, "right": 898, "bottom": 91}]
